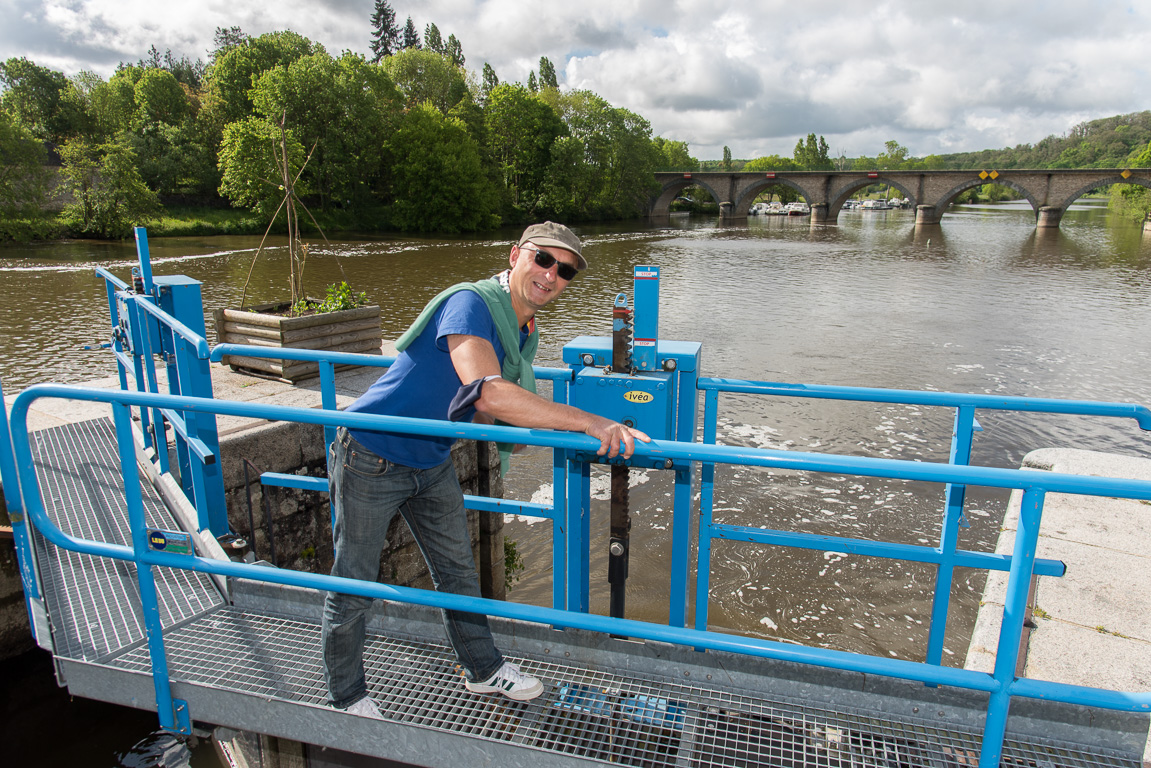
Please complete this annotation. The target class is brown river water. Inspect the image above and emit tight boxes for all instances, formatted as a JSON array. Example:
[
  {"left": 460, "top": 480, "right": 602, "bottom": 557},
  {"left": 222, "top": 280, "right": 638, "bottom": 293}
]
[{"left": 2, "top": 202, "right": 1150, "bottom": 763}]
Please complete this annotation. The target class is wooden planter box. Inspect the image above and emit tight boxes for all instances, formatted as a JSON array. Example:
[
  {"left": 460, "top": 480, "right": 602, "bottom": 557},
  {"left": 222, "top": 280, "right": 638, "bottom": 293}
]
[{"left": 213, "top": 302, "right": 382, "bottom": 383}]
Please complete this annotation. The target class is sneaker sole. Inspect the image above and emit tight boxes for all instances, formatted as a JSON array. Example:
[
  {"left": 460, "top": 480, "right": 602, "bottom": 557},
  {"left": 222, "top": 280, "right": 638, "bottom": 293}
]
[{"left": 464, "top": 680, "right": 544, "bottom": 701}]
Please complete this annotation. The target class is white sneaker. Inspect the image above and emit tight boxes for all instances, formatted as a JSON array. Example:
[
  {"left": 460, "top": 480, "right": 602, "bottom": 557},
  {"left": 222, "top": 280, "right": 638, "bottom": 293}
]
[
  {"left": 343, "top": 696, "right": 384, "bottom": 719},
  {"left": 464, "top": 661, "right": 544, "bottom": 701}
]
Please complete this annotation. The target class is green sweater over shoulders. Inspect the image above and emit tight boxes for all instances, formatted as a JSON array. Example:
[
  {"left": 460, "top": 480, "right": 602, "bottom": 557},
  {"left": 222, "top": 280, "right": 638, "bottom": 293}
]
[{"left": 395, "top": 277, "right": 538, "bottom": 474}]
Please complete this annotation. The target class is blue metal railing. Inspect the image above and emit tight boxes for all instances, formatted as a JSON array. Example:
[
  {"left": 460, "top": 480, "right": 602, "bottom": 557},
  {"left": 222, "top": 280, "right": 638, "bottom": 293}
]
[
  {"left": 94, "top": 228, "right": 225, "bottom": 532},
  {"left": 695, "top": 377, "right": 1151, "bottom": 672},
  {"left": 8, "top": 382, "right": 1151, "bottom": 768}
]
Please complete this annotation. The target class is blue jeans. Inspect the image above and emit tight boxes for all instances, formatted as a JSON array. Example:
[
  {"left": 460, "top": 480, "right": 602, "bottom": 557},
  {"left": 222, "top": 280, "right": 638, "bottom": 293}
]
[{"left": 321, "top": 427, "right": 504, "bottom": 708}]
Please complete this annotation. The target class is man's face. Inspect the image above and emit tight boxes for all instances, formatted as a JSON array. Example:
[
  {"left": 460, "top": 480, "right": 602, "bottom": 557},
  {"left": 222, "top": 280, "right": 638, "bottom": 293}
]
[{"left": 508, "top": 241, "right": 580, "bottom": 315}]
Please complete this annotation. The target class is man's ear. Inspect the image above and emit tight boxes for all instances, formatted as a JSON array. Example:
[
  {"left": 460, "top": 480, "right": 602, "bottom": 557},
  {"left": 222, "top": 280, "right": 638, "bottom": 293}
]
[{"left": 509, "top": 244, "right": 521, "bottom": 268}]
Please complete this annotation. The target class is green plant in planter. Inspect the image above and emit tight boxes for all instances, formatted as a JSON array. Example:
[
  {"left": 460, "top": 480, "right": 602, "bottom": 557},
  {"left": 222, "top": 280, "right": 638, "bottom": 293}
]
[{"left": 292, "top": 281, "right": 369, "bottom": 315}]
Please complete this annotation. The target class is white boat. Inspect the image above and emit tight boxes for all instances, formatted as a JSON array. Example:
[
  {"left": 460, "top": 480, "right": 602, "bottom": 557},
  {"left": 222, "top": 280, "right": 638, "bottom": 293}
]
[{"left": 785, "top": 202, "right": 810, "bottom": 216}]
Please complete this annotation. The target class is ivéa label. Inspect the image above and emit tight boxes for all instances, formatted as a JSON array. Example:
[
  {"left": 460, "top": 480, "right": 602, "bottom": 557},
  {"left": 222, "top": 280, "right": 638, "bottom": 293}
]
[{"left": 623, "top": 391, "right": 654, "bottom": 404}]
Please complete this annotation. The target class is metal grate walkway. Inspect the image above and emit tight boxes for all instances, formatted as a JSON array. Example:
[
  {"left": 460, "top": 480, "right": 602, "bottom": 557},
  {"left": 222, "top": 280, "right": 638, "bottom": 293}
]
[
  {"left": 29, "top": 417, "right": 224, "bottom": 662},
  {"left": 26, "top": 418, "right": 1146, "bottom": 768}
]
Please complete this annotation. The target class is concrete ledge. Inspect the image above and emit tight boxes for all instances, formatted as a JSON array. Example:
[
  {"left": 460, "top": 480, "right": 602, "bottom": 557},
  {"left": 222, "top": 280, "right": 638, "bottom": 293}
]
[{"left": 966, "top": 448, "right": 1151, "bottom": 760}]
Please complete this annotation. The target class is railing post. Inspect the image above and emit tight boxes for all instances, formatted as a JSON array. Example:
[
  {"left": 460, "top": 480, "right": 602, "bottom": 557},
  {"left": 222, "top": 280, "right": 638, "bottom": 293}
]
[
  {"left": 695, "top": 388, "right": 720, "bottom": 633},
  {"left": 111, "top": 398, "right": 189, "bottom": 734},
  {"left": 565, "top": 457, "right": 591, "bottom": 613},
  {"left": 925, "top": 405, "right": 977, "bottom": 666},
  {"left": 980, "top": 486, "right": 1046, "bottom": 768},
  {"left": 551, "top": 379, "right": 569, "bottom": 612}
]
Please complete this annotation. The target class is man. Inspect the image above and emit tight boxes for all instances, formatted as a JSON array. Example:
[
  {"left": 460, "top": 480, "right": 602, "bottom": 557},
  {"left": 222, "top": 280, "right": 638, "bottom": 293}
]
[{"left": 322, "top": 222, "right": 649, "bottom": 717}]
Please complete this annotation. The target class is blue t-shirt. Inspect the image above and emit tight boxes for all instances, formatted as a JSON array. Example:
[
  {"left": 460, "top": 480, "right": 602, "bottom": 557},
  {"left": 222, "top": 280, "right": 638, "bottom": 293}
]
[{"left": 346, "top": 291, "right": 522, "bottom": 468}]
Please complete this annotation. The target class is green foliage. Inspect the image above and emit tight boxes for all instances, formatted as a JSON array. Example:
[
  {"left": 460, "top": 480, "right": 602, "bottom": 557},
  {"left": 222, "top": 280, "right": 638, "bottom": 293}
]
[
  {"left": 504, "top": 539, "right": 524, "bottom": 588},
  {"left": 217, "top": 116, "right": 308, "bottom": 215},
  {"left": 793, "top": 133, "right": 832, "bottom": 170},
  {"left": 0, "top": 57, "right": 88, "bottom": 142},
  {"left": 446, "top": 35, "right": 465, "bottom": 69},
  {"left": 293, "top": 280, "right": 368, "bottom": 315},
  {"left": 381, "top": 48, "right": 469, "bottom": 115},
  {"left": 369, "top": 0, "right": 401, "bottom": 63},
  {"left": 387, "top": 101, "right": 497, "bottom": 232},
  {"left": 877, "top": 140, "right": 910, "bottom": 169},
  {"left": 424, "top": 24, "right": 444, "bottom": 55},
  {"left": 58, "top": 137, "right": 161, "bottom": 238},
  {"left": 0, "top": 109, "right": 54, "bottom": 240},
  {"left": 402, "top": 17, "right": 421, "bottom": 50},
  {"left": 480, "top": 63, "right": 499, "bottom": 104},
  {"left": 743, "top": 155, "right": 799, "bottom": 171},
  {"left": 1109, "top": 140, "right": 1151, "bottom": 221},
  {"left": 485, "top": 84, "right": 565, "bottom": 215},
  {"left": 132, "top": 68, "right": 188, "bottom": 128},
  {"left": 204, "top": 31, "right": 324, "bottom": 125},
  {"left": 538, "top": 57, "right": 558, "bottom": 90},
  {"left": 652, "top": 137, "right": 698, "bottom": 172},
  {"left": 253, "top": 51, "right": 400, "bottom": 210}
]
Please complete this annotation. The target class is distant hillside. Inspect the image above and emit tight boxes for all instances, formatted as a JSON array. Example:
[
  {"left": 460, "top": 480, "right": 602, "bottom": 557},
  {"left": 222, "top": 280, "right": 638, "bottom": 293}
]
[{"left": 934, "top": 111, "right": 1151, "bottom": 169}]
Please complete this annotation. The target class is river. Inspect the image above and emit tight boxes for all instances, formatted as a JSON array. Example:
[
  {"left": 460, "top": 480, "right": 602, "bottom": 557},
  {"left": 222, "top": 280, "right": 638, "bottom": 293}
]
[{"left": 2, "top": 201, "right": 1150, "bottom": 764}]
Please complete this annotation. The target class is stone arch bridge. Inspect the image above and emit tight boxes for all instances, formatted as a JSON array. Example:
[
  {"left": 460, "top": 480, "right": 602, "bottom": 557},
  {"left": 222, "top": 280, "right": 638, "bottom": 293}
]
[{"left": 651, "top": 168, "right": 1151, "bottom": 227}]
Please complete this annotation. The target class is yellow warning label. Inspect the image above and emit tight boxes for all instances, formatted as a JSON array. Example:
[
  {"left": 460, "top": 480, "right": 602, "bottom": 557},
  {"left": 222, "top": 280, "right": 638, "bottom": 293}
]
[
  {"left": 1122, "top": 169, "right": 1132, "bottom": 179},
  {"left": 624, "top": 391, "right": 654, "bottom": 404},
  {"left": 989, "top": 170, "right": 999, "bottom": 180},
  {"left": 979, "top": 171, "right": 989, "bottom": 180}
]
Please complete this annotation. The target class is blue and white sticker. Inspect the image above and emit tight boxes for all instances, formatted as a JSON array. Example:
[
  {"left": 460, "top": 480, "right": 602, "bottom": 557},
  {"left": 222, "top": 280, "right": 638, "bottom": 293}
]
[{"left": 148, "top": 529, "right": 193, "bottom": 556}]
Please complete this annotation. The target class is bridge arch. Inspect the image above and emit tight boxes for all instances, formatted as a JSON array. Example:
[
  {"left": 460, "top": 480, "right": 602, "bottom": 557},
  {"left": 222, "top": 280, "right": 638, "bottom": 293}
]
[
  {"left": 828, "top": 177, "right": 918, "bottom": 216},
  {"left": 934, "top": 178, "right": 1040, "bottom": 217},
  {"left": 650, "top": 177, "right": 725, "bottom": 216},
  {"left": 733, "top": 179, "right": 811, "bottom": 215},
  {"left": 1055, "top": 175, "right": 1151, "bottom": 210}
]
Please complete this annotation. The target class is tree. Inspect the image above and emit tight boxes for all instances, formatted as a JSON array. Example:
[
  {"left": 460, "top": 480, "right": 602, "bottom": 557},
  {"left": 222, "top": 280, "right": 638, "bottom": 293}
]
[
  {"left": 538, "top": 57, "right": 558, "bottom": 89},
  {"left": 58, "top": 137, "right": 161, "bottom": 238},
  {"left": 722, "top": 145, "right": 732, "bottom": 171},
  {"left": 0, "top": 110, "right": 52, "bottom": 239},
  {"left": 210, "top": 26, "right": 249, "bottom": 63},
  {"left": 252, "top": 51, "right": 401, "bottom": 209},
  {"left": 0, "top": 57, "right": 87, "bottom": 142},
  {"left": 387, "top": 101, "right": 496, "bottom": 232},
  {"left": 381, "top": 48, "right": 469, "bottom": 115},
  {"left": 877, "top": 139, "right": 910, "bottom": 169},
  {"left": 402, "top": 17, "right": 421, "bottom": 49},
  {"left": 1110, "top": 140, "right": 1151, "bottom": 221},
  {"left": 369, "top": 1, "right": 401, "bottom": 63},
  {"left": 204, "top": 31, "right": 324, "bottom": 125},
  {"left": 424, "top": 24, "right": 444, "bottom": 55},
  {"left": 481, "top": 63, "right": 499, "bottom": 104},
  {"left": 484, "top": 84, "right": 566, "bottom": 214},
  {"left": 652, "top": 137, "right": 698, "bottom": 171},
  {"left": 217, "top": 116, "right": 308, "bottom": 216},
  {"left": 446, "top": 35, "right": 465, "bottom": 68},
  {"left": 527, "top": 71, "right": 538, "bottom": 92},
  {"left": 793, "top": 133, "right": 831, "bottom": 170},
  {"left": 133, "top": 68, "right": 189, "bottom": 128}
]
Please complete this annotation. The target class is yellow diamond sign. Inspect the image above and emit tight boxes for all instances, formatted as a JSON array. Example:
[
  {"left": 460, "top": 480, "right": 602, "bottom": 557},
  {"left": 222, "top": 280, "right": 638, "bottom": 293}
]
[
  {"left": 979, "top": 171, "right": 989, "bottom": 180},
  {"left": 1122, "top": 169, "right": 1132, "bottom": 179},
  {"left": 990, "top": 171, "right": 999, "bottom": 180}
]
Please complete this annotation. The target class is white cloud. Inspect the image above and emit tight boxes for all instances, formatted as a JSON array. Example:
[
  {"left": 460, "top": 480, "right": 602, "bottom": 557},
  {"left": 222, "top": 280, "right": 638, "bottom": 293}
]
[{"left": 2, "top": 0, "right": 1149, "bottom": 160}]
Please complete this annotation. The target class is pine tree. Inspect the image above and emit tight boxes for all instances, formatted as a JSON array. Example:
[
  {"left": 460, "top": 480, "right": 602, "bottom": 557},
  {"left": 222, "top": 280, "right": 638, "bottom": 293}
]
[
  {"left": 527, "top": 70, "right": 538, "bottom": 92},
  {"left": 480, "top": 63, "right": 498, "bottom": 105},
  {"left": 538, "top": 56, "right": 558, "bottom": 89},
  {"left": 402, "top": 17, "right": 421, "bottom": 49},
  {"left": 369, "top": 0, "right": 401, "bottom": 63},
  {"left": 446, "top": 34, "right": 465, "bottom": 67},
  {"left": 424, "top": 23, "right": 444, "bottom": 55}
]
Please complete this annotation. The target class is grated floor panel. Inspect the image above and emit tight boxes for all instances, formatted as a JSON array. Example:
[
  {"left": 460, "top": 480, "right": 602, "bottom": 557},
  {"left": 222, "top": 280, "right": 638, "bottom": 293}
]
[
  {"left": 110, "top": 608, "right": 1137, "bottom": 768},
  {"left": 30, "top": 417, "right": 224, "bottom": 661}
]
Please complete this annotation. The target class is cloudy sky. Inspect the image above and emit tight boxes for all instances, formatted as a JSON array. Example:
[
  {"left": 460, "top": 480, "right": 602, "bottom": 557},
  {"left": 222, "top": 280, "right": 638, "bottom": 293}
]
[{"left": 3, "top": 0, "right": 1149, "bottom": 160}]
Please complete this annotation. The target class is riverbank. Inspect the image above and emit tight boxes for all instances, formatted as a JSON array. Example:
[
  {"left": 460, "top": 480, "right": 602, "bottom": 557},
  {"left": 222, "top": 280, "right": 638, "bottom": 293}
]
[{"left": 966, "top": 448, "right": 1151, "bottom": 761}]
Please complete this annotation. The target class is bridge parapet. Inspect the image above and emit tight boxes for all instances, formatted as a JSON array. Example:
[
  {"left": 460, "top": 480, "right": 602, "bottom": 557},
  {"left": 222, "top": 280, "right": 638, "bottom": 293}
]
[{"left": 652, "top": 168, "right": 1151, "bottom": 228}]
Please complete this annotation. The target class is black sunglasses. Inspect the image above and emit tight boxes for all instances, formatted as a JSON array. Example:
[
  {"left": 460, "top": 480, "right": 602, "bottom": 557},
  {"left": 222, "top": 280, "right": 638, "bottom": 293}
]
[{"left": 521, "top": 244, "right": 579, "bottom": 281}]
